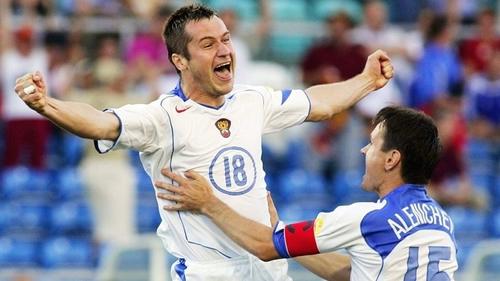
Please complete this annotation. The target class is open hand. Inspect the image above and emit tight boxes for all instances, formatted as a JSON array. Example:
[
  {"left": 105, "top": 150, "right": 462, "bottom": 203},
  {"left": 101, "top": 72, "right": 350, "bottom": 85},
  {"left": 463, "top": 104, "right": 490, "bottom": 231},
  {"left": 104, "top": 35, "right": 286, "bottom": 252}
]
[{"left": 155, "top": 169, "right": 215, "bottom": 213}]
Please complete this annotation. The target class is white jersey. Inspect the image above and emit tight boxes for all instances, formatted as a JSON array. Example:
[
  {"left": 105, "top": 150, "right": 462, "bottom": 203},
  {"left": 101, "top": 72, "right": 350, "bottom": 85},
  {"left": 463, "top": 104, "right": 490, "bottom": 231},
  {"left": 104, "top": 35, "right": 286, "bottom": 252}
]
[
  {"left": 274, "top": 184, "right": 458, "bottom": 281},
  {"left": 96, "top": 83, "right": 309, "bottom": 265}
]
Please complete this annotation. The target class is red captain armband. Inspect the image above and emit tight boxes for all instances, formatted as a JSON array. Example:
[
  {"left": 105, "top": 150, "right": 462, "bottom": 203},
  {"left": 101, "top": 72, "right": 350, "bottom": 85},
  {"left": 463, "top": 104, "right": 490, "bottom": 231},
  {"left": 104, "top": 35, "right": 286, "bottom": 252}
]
[{"left": 284, "top": 220, "right": 320, "bottom": 257}]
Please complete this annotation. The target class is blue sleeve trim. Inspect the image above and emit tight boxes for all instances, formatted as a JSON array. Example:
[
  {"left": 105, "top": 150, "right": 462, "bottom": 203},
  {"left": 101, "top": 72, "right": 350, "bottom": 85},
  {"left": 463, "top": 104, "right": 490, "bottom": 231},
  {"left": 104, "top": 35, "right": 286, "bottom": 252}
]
[
  {"left": 94, "top": 109, "right": 123, "bottom": 154},
  {"left": 281, "top": 89, "right": 292, "bottom": 105},
  {"left": 272, "top": 222, "right": 291, "bottom": 258}
]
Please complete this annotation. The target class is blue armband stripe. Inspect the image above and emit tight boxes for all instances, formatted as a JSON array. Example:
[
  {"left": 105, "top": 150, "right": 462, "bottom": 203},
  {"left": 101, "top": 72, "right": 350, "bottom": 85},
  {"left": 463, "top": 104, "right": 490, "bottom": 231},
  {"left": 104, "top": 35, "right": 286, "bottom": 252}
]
[{"left": 272, "top": 222, "right": 290, "bottom": 258}]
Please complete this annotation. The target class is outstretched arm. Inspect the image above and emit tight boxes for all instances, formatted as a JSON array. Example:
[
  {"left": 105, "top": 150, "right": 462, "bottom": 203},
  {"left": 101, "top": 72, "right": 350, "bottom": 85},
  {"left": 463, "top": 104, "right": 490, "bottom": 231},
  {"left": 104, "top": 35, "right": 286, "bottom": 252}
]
[
  {"left": 305, "top": 49, "right": 394, "bottom": 121},
  {"left": 266, "top": 188, "right": 351, "bottom": 281},
  {"left": 156, "top": 169, "right": 280, "bottom": 261},
  {"left": 156, "top": 169, "right": 351, "bottom": 281},
  {"left": 15, "top": 72, "right": 120, "bottom": 140}
]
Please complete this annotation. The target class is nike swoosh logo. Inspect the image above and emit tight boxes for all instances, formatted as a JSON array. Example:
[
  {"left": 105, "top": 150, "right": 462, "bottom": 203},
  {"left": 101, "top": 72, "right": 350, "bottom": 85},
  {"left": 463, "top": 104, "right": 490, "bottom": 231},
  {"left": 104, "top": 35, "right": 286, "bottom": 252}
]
[{"left": 175, "top": 105, "right": 191, "bottom": 113}]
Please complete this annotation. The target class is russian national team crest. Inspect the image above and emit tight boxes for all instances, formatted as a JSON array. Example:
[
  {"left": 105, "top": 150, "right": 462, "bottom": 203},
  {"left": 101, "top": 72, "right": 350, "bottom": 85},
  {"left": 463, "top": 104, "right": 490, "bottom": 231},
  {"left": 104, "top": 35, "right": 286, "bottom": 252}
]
[{"left": 215, "top": 118, "right": 231, "bottom": 138}]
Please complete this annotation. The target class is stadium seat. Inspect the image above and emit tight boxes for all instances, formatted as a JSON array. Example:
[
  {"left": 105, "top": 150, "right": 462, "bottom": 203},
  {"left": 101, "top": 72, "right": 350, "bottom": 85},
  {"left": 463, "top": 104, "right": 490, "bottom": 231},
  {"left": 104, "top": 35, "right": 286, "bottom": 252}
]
[
  {"left": 50, "top": 201, "right": 93, "bottom": 235},
  {"left": 115, "top": 248, "right": 150, "bottom": 270},
  {"left": 128, "top": 150, "right": 142, "bottom": 168},
  {"left": 0, "top": 202, "right": 49, "bottom": 235},
  {"left": 482, "top": 253, "right": 500, "bottom": 274},
  {"left": 136, "top": 168, "right": 155, "bottom": 199},
  {"left": 446, "top": 207, "right": 487, "bottom": 239},
  {"left": 136, "top": 199, "right": 161, "bottom": 233},
  {"left": 52, "top": 167, "right": 85, "bottom": 201},
  {"left": 0, "top": 236, "right": 39, "bottom": 266},
  {"left": 268, "top": 34, "right": 314, "bottom": 65},
  {"left": 271, "top": 0, "right": 307, "bottom": 21},
  {"left": 466, "top": 139, "right": 495, "bottom": 174},
  {"left": 279, "top": 200, "right": 333, "bottom": 224},
  {"left": 490, "top": 177, "right": 500, "bottom": 207},
  {"left": 0, "top": 205, "right": 10, "bottom": 235},
  {"left": 0, "top": 166, "right": 53, "bottom": 201},
  {"left": 332, "top": 169, "right": 376, "bottom": 204},
  {"left": 455, "top": 237, "right": 478, "bottom": 270},
  {"left": 60, "top": 134, "right": 84, "bottom": 167},
  {"left": 205, "top": 0, "right": 258, "bottom": 21},
  {"left": 470, "top": 173, "right": 494, "bottom": 195},
  {"left": 278, "top": 168, "right": 329, "bottom": 203},
  {"left": 490, "top": 208, "right": 500, "bottom": 237},
  {"left": 311, "top": 0, "right": 362, "bottom": 22},
  {"left": 46, "top": 132, "right": 84, "bottom": 168},
  {"left": 282, "top": 140, "right": 309, "bottom": 171},
  {"left": 40, "top": 237, "right": 95, "bottom": 268}
]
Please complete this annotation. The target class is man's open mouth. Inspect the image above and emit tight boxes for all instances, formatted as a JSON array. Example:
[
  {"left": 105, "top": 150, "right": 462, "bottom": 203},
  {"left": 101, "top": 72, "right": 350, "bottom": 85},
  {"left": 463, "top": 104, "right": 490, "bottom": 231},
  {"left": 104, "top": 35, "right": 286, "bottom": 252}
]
[{"left": 214, "top": 62, "right": 232, "bottom": 81}]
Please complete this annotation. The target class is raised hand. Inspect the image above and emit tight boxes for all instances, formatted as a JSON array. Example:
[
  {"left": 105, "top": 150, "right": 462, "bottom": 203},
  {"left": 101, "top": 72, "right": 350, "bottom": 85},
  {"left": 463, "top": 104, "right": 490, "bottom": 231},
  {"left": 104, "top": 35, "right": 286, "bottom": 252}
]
[
  {"left": 362, "top": 49, "right": 394, "bottom": 91},
  {"left": 14, "top": 71, "right": 48, "bottom": 113}
]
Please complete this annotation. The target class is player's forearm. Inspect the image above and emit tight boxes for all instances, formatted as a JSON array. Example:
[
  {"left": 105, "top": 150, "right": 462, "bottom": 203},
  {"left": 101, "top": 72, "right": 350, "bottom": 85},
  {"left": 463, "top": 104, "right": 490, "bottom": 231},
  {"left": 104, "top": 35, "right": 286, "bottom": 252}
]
[
  {"left": 202, "top": 197, "right": 280, "bottom": 261},
  {"left": 295, "top": 253, "right": 351, "bottom": 281},
  {"left": 40, "top": 97, "right": 120, "bottom": 140},
  {"left": 305, "top": 73, "right": 376, "bottom": 121}
]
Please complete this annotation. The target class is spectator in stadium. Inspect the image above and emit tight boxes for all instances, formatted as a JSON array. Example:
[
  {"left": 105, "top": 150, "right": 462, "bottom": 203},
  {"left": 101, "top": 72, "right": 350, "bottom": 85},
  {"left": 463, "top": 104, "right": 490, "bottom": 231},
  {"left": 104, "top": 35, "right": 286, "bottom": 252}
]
[
  {"left": 218, "top": 8, "right": 253, "bottom": 84},
  {"left": 301, "top": 11, "right": 365, "bottom": 86},
  {"left": 465, "top": 50, "right": 500, "bottom": 141},
  {"left": 157, "top": 106, "right": 458, "bottom": 281},
  {"left": 459, "top": 8, "right": 500, "bottom": 77},
  {"left": 464, "top": 50, "right": 500, "bottom": 201},
  {"left": 409, "top": 14, "right": 468, "bottom": 176},
  {"left": 409, "top": 14, "right": 463, "bottom": 112},
  {"left": 67, "top": 34, "right": 150, "bottom": 245},
  {"left": 14, "top": 4, "right": 393, "bottom": 280},
  {"left": 300, "top": 11, "right": 366, "bottom": 180},
  {"left": 125, "top": 5, "right": 176, "bottom": 97},
  {"left": 429, "top": 105, "right": 487, "bottom": 210},
  {"left": 352, "top": 0, "right": 414, "bottom": 92},
  {"left": 1, "top": 21, "right": 50, "bottom": 169}
]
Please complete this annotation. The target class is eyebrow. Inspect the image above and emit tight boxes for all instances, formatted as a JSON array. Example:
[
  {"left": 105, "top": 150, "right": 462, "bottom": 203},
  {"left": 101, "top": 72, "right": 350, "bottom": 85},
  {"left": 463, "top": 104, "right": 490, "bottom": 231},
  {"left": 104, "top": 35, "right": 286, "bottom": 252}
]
[{"left": 198, "top": 31, "right": 230, "bottom": 43}]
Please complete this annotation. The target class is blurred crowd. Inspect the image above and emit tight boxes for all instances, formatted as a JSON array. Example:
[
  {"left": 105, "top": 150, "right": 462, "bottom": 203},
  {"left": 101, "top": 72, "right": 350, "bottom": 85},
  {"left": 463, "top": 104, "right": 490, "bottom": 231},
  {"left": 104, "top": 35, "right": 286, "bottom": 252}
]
[{"left": 0, "top": 0, "right": 499, "bottom": 269}]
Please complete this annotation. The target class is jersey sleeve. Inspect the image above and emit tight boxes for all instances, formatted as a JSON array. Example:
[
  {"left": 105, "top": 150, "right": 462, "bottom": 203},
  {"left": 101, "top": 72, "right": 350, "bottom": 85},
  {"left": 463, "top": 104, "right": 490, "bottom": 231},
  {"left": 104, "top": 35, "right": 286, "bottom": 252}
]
[
  {"left": 273, "top": 203, "right": 379, "bottom": 258},
  {"left": 94, "top": 99, "right": 170, "bottom": 154},
  {"left": 260, "top": 87, "right": 311, "bottom": 134}
]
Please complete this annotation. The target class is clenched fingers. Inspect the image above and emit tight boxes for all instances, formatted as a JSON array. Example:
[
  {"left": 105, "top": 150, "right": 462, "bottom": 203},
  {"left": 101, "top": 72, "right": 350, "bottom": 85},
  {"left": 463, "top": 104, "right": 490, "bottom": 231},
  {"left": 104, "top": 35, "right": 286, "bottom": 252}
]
[{"left": 381, "top": 61, "right": 394, "bottom": 79}]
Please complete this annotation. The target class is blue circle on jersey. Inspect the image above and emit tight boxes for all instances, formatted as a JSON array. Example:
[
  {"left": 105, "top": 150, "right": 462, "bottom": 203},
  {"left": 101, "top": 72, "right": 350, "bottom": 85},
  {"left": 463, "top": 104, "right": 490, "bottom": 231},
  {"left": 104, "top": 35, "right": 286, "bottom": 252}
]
[{"left": 209, "top": 146, "right": 257, "bottom": 195}]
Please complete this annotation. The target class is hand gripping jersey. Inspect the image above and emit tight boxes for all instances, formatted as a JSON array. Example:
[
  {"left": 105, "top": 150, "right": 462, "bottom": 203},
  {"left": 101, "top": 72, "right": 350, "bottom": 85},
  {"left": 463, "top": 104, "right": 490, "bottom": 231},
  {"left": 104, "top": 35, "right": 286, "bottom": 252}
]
[
  {"left": 273, "top": 184, "right": 458, "bottom": 281},
  {"left": 96, "top": 83, "right": 310, "bottom": 279}
]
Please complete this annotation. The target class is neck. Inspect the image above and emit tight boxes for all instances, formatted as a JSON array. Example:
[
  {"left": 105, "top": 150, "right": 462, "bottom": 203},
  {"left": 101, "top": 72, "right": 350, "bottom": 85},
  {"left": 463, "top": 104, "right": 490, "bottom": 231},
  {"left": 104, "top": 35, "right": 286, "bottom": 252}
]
[
  {"left": 377, "top": 177, "right": 405, "bottom": 198},
  {"left": 180, "top": 78, "right": 225, "bottom": 108}
]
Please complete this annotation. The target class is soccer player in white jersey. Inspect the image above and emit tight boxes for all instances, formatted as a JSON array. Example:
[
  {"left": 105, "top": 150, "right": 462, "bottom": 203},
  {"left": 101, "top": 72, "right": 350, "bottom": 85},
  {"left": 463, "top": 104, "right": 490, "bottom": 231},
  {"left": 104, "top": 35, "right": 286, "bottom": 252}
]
[
  {"left": 14, "top": 4, "right": 394, "bottom": 281},
  {"left": 157, "top": 106, "right": 458, "bottom": 281}
]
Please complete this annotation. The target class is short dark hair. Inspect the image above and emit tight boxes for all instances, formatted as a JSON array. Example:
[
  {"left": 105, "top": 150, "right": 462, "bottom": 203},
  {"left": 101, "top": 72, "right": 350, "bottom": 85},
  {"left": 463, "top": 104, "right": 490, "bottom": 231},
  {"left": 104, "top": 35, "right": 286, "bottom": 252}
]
[
  {"left": 425, "top": 15, "right": 449, "bottom": 42},
  {"left": 373, "top": 106, "right": 442, "bottom": 184},
  {"left": 163, "top": 5, "right": 217, "bottom": 72}
]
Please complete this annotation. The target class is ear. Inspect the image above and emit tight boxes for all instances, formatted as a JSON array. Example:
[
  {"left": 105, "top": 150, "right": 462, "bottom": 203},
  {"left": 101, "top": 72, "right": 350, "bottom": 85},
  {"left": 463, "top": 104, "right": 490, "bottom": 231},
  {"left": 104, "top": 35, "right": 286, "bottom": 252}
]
[
  {"left": 384, "top": 149, "right": 401, "bottom": 172},
  {"left": 171, "top": 53, "right": 188, "bottom": 72}
]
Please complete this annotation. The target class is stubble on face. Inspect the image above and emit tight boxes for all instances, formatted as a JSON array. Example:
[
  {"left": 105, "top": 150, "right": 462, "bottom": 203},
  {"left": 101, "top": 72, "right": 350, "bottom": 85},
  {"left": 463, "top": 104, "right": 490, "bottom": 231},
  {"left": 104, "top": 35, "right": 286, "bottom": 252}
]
[
  {"left": 360, "top": 123, "right": 386, "bottom": 194},
  {"left": 183, "top": 17, "right": 235, "bottom": 102}
]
